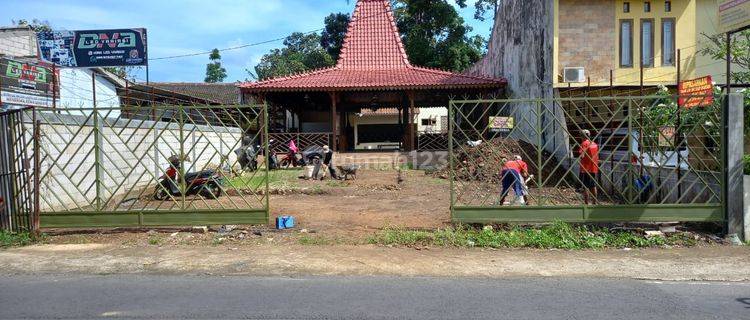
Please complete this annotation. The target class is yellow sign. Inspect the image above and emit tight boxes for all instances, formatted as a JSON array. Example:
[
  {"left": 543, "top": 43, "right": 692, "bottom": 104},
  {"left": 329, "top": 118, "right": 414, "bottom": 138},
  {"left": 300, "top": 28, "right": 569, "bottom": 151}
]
[
  {"left": 718, "top": 0, "right": 750, "bottom": 33},
  {"left": 489, "top": 117, "right": 514, "bottom": 131}
]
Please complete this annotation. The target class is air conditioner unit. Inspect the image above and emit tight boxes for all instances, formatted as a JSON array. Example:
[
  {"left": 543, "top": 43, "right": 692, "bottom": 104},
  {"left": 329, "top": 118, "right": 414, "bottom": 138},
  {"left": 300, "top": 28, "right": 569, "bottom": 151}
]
[{"left": 563, "top": 67, "right": 586, "bottom": 83}]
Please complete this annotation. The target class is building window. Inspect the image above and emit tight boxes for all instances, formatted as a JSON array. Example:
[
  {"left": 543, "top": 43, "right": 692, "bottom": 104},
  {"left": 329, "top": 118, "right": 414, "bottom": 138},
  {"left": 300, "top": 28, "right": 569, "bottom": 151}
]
[
  {"left": 620, "top": 20, "right": 633, "bottom": 67},
  {"left": 421, "top": 118, "right": 436, "bottom": 126},
  {"left": 623, "top": 2, "right": 630, "bottom": 13},
  {"left": 665, "top": 1, "right": 671, "bottom": 12},
  {"left": 641, "top": 19, "right": 655, "bottom": 67},
  {"left": 662, "top": 18, "right": 676, "bottom": 66},
  {"left": 644, "top": 1, "right": 651, "bottom": 12}
]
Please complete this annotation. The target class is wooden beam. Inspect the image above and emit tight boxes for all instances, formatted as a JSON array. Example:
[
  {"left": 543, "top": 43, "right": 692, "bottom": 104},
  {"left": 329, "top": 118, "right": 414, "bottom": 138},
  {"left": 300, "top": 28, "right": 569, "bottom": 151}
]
[
  {"left": 407, "top": 91, "right": 416, "bottom": 151},
  {"left": 329, "top": 92, "right": 338, "bottom": 151}
]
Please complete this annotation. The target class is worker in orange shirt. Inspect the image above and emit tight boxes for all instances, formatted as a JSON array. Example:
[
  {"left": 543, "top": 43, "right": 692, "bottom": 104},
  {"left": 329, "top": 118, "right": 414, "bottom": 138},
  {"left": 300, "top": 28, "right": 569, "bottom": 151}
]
[
  {"left": 499, "top": 155, "right": 530, "bottom": 205},
  {"left": 577, "top": 130, "right": 600, "bottom": 204}
]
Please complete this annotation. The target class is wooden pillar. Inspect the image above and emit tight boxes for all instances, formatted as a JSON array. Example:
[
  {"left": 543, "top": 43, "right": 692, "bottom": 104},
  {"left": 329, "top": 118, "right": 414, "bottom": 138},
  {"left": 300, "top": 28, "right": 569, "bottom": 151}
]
[
  {"left": 329, "top": 92, "right": 338, "bottom": 151},
  {"left": 407, "top": 91, "right": 416, "bottom": 151}
]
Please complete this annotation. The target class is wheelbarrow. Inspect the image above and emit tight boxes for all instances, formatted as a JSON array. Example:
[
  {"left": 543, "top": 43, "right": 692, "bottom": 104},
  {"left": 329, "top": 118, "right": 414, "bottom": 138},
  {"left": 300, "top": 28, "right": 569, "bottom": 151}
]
[{"left": 336, "top": 164, "right": 361, "bottom": 180}]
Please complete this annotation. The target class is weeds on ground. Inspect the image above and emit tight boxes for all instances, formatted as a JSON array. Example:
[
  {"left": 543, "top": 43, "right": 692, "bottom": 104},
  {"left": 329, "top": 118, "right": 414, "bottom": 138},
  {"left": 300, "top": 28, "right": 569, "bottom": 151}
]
[
  {"left": 298, "top": 234, "right": 344, "bottom": 245},
  {"left": 147, "top": 236, "right": 162, "bottom": 246},
  {"left": 0, "top": 231, "right": 34, "bottom": 248},
  {"left": 368, "top": 221, "right": 697, "bottom": 249}
]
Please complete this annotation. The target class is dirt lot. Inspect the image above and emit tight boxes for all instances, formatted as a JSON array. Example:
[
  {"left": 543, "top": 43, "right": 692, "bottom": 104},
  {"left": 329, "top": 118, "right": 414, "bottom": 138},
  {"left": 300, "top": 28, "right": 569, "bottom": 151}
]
[{"left": 269, "top": 169, "right": 451, "bottom": 233}]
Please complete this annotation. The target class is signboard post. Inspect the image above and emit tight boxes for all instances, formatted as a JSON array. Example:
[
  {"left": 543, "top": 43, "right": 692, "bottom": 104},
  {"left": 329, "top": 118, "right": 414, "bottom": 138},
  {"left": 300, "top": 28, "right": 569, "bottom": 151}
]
[{"left": 37, "top": 28, "right": 148, "bottom": 68}]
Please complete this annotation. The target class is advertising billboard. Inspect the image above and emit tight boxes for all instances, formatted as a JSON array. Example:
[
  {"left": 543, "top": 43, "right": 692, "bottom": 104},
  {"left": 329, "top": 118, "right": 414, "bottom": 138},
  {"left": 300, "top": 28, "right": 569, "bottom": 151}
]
[
  {"left": 0, "top": 58, "right": 57, "bottom": 108},
  {"left": 37, "top": 28, "right": 147, "bottom": 68},
  {"left": 718, "top": 0, "right": 750, "bottom": 33},
  {"left": 678, "top": 76, "right": 714, "bottom": 109}
]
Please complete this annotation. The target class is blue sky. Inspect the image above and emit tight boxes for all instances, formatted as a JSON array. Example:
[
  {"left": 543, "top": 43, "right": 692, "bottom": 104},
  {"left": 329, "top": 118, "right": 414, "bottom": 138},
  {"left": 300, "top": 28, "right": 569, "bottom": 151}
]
[{"left": 4, "top": 0, "right": 493, "bottom": 83}]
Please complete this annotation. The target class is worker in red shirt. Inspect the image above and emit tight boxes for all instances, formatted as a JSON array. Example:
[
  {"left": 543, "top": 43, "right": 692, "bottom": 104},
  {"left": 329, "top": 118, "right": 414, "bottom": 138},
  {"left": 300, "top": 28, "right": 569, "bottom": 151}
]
[
  {"left": 577, "top": 130, "right": 600, "bottom": 204},
  {"left": 499, "top": 155, "right": 530, "bottom": 205}
]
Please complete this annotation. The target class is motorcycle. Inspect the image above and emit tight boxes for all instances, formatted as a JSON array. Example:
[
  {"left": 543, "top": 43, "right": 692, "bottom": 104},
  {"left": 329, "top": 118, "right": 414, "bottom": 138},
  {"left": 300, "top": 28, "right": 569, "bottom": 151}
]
[{"left": 154, "top": 158, "right": 224, "bottom": 200}]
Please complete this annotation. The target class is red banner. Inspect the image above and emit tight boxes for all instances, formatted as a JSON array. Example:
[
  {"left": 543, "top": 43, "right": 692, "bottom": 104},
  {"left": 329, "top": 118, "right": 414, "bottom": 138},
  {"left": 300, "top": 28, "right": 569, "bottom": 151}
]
[{"left": 678, "top": 76, "right": 714, "bottom": 109}]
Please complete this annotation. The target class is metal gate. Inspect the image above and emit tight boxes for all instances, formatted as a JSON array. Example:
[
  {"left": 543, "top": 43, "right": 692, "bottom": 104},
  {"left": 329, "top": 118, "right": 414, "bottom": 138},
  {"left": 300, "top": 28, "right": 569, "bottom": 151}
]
[
  {"left": 448, "top": 94, "right": 726, "bottom": 223},
  {"left": 0, "top": 108, "right": 34, "bottom": 232},
  {"left": 29, "top": 103, "right": 269, "bottom": 228}
]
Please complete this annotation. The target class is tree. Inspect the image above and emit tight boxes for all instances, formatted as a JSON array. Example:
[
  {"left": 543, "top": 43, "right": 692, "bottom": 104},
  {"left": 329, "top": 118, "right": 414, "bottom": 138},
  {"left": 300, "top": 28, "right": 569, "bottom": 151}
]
[
  {"left": 321, "top": 13, "right": 351, "bottom": 61},
  {"left": 13, "top": 19, "right": 51, "bottom": 32},
  {"left": 249, "top": 32, "right": 335, "bottom": 81},
  {"left": 205, "top": 48, "right": 228, "bottom": 83},
  {"left": 391, "top": 0, "right": 486, "bottom": 72},
  {"left": 698, "top": 30, "right": 750, "bottom": 83}
]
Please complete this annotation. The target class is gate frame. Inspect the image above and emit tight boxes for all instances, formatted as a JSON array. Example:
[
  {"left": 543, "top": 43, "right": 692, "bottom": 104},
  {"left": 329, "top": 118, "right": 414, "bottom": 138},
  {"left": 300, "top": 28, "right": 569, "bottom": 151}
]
[
  {"left": 447, "top": 95, "right": 738, "bottom": 224},
  {"left": 32, "top": 103, "right": 271, "bottom": 229}
]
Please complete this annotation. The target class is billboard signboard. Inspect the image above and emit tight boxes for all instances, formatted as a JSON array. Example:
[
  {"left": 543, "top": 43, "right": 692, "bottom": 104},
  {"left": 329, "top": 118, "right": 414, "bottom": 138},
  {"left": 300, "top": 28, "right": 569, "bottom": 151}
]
[
  {"left": 678, "top": 76, "right": 714, "bottom": 109},
  {"left": 37, "top": 28, "right": 147, "bottom": 68},
  {"left": 718, "top": 0, "right": 750, "bottom": 33},
  {"left": 0, "top": 58, "right": 57, "bottom": 108}
]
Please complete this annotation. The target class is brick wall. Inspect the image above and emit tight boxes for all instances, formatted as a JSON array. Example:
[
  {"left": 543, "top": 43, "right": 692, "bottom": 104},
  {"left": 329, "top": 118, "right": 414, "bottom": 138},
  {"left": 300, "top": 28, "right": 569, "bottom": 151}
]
[
  {"left": 558, "top": 0, "right": 615, "bottom": 83},
  {"left": 0, "top": 28, "right": 37, "bottom": 57}
]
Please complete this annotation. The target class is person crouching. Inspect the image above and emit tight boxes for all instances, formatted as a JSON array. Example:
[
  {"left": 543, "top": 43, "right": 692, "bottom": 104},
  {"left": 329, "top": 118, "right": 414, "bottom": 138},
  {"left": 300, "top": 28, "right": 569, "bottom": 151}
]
[{"left": 499, "top": 155, "right": 530, "bottom": 205}]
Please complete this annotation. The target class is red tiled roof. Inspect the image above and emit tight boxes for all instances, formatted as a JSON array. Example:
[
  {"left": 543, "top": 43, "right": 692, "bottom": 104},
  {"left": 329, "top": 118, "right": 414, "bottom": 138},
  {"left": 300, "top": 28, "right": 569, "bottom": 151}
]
[{"left": 240, "top": 0, "right": 505, "bottom": 92}]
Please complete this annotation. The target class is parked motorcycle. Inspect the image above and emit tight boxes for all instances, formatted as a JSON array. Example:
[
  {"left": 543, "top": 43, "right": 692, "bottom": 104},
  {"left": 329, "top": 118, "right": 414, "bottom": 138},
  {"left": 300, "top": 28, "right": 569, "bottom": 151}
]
[{"left": 154, "top": 156, "right": 224, "bottom": 200}]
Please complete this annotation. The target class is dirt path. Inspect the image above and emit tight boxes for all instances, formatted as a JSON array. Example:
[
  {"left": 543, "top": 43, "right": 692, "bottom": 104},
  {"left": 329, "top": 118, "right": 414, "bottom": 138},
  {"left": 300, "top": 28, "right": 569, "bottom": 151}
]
[{"left": 2, "top": 244, "right": 749, "bottom": 281}]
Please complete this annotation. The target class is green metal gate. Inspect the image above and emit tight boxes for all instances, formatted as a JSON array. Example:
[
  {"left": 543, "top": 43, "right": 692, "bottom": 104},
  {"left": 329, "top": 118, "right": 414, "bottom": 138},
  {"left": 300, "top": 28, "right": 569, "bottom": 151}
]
[
  {"left": 28, "top": 103, "right": 269, "bottom": 228},
  {"left": 448, "top": 94, "right": 725, "bottom": 223}
]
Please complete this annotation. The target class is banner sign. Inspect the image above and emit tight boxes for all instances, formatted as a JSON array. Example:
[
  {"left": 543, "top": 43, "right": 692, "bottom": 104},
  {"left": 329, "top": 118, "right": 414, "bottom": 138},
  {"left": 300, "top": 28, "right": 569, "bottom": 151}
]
[
  {"left": 678, "top": 76, "right": 714, "bottom": 109},
  {"left": 0, "top": 58, "right": 57, "bottom": 108},
  {"left": 489, "top": 116, "right": 514, "bottom": 132},
  {"left": 718, "top": 0, "right": 750, "bottom": 33},
  {"left": 37, "top": 28, "right": 147, "bottom": 68},
  {"left": 658, "top": 126, "right": 676, "bottom": 147}
]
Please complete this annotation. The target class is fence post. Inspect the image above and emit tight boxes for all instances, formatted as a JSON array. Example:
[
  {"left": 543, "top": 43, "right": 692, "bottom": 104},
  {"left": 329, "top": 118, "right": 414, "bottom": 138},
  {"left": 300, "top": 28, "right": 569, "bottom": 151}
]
[
  {"left": 32, "top": 116, "right": 40, "bottom": 233},
  {"left": 448, "top": 100, "right": 455, "bottom": 213},
  {"left": 179, "top": 105, "right": 186, "bottom": 211},
  {"left": 92, "top": 71, "right": 103, "bottom": 211},
  {"left": 725, "top": 94, "right": 745, "bottom": 241}
]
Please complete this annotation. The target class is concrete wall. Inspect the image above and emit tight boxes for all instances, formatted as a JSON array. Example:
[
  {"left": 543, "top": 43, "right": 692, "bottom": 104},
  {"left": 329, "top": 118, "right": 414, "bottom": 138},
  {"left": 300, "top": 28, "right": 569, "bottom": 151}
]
[
  {"left": 27, "top": 111, "right": 242, "bottom": 212},
  {"left": 57, "top": 69, "right": 122, "bottom": 117}
]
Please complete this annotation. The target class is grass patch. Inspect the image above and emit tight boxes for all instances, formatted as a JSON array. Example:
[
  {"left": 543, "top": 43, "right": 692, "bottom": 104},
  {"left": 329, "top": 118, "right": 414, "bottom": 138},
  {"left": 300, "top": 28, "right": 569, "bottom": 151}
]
[
  {"left": 368, "top": 221, "right": 696, "bottom": 249},
  {"left": 298, "top": 234, "right": 343, "bottom": 246},
  {"left": 227, "top": 169, "right": 303, "bottom": 190},
  {"left": 0, "top": 231, "right": 34, "bottom": 248}
]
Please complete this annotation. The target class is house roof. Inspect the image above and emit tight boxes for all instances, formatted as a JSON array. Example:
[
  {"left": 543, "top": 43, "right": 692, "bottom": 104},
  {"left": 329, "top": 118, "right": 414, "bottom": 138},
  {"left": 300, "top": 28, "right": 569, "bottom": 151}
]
[
  {"left": 240, "top": 0, "right": 505, "bottom": 93},
  {"left": 147, "top": 82, "right": 240, "bottom": 105}
]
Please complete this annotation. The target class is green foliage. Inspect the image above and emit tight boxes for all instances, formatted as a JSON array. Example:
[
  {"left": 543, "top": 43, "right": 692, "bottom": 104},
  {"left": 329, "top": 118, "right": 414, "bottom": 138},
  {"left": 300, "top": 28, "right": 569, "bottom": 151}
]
[
  {"left": 0, "top": 231, "right": 34, "bottom": 248},
  {"left": 392, "top": 0, "right": 486, "bottom": 71},
  {"left": 743, "top": 154, "right": 750, "bottom": 175},
  {"left": 249, "top": 33, "right": 335, "bottom": 81},
  {"left": 698, "top": 30, "right": 750, "bottom": 84},
  {"left": 13, "top": 19, "right": 51, "bottom": 32},
  {"left": 455, "top": 0, "right": 499, "bottom": 22},
  {"left": 321, "top": 13, "right": 351, "bottom": 61},
  {"left": 205, "top": 48, "right": 227, "bottom": 83},
  {"left": 368, "top": 221, "right": 694, "bottom": 249}
]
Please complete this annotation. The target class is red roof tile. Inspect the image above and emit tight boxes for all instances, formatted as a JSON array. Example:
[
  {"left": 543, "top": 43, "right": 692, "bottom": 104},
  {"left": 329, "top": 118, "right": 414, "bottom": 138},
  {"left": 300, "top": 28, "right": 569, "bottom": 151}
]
[{"left": 240, "top": 0, "right": 505, "bottom": 92}]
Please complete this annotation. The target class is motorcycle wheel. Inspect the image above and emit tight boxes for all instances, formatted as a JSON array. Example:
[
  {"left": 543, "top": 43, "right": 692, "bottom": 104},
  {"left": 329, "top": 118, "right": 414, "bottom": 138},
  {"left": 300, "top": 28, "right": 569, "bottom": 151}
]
[
  {"left": 200, "top": 182, "right": 221, "bottom": 199},
  {"left": 280, "top": 158, "right": 291, "bottom": 168},
  {"left": 154, "top": 187, "right": 169, "bottom": 200}
]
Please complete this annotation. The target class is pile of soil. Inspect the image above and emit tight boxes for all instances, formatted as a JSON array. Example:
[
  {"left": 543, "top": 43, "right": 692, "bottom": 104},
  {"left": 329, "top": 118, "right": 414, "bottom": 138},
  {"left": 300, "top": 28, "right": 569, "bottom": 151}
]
[{"left": 433, "top": 138, "right": 570, "bottom": 185}]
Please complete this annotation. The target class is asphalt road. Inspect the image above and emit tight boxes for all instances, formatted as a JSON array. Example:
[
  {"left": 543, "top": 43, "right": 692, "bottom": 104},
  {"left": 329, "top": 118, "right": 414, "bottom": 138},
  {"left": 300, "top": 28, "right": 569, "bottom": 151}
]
[{"left": 0, "top": 275, "right": 748, "bottom": 319}]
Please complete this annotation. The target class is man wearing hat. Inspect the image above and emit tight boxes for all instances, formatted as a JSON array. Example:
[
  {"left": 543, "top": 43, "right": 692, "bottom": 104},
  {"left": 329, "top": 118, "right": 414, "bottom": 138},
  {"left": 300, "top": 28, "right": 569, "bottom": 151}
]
[{"left": 320, "top": 145, "right": 339, "bottom": 180}]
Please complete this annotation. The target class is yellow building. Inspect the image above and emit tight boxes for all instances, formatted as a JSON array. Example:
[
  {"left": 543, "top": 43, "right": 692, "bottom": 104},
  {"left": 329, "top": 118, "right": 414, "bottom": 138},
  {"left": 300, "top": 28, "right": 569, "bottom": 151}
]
[{"left": 553, "top": 0, "right": 726, "bottom": 88}]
